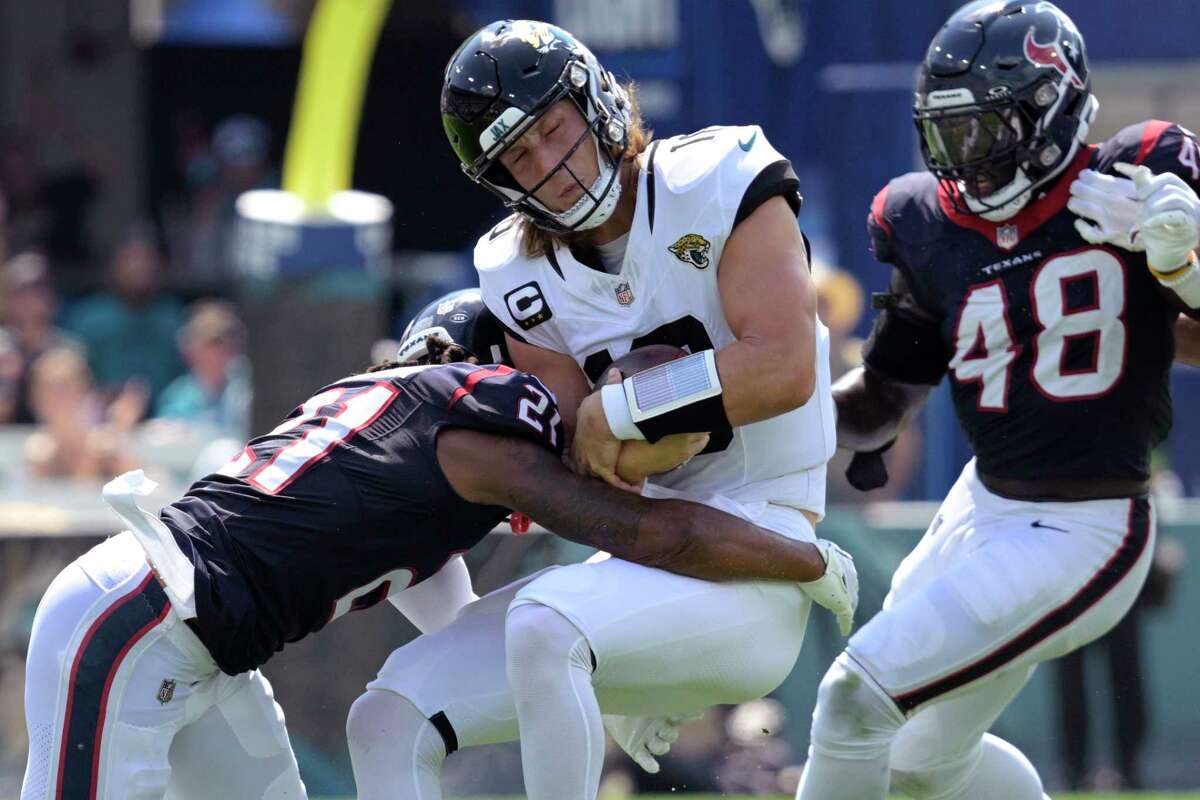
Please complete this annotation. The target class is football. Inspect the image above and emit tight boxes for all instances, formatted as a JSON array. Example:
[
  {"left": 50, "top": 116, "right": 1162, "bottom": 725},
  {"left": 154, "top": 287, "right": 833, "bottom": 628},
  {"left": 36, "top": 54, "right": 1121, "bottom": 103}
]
[
  {"left": 598, "top": 344, "right": 689, "bottom": 383},
  {"left": 596, "top": 345, "right": 710, "bottom": 484}
]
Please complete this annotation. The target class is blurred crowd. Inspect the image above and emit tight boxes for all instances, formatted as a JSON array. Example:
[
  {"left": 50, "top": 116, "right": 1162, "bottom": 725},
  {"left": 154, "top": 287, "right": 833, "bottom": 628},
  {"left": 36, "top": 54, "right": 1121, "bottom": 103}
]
[
  {"left": 0, "top": 104, "right": 925, "bottom": 499},
  {"left": 0, "top": 114, "right": 267, "bottom": 489}
]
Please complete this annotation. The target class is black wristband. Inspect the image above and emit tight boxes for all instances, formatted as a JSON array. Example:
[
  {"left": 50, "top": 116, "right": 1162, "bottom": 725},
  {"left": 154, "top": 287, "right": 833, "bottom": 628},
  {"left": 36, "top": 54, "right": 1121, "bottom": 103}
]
[{"left": 632, "top": 393, "right": 733, "bottom": 444}]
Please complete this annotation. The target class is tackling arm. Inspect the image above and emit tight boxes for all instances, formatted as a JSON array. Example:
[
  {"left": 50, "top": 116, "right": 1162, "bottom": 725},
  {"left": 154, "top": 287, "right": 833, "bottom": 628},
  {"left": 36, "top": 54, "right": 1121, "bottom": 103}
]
[{"left": 437, "top": 427, "right": 827, "bottom": 583}]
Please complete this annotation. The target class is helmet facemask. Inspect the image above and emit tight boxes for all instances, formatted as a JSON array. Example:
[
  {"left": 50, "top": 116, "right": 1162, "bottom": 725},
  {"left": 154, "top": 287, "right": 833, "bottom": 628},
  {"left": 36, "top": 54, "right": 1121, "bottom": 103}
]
[
  {"left": 915, "top": 74, "right": 1096, "bottom": 220},
  {"left": 465, "top": 57, "right": 631, "bottom": 234}
]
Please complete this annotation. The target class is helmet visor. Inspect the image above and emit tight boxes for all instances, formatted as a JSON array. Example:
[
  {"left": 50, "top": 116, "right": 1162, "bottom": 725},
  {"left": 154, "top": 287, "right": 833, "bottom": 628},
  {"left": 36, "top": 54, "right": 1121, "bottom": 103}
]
[
  {"left": 920, "top": 109, "right": 1021, "bottom": 169},
  {"left": 917, "top": 106, "right": 1025, "bottom": 198}
]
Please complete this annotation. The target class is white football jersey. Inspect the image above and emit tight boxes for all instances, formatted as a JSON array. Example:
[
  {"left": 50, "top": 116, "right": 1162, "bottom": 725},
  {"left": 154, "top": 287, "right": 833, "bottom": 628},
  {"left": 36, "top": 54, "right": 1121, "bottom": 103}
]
[{"left": 476, "top": 125, "right": 836, "bottom": 515}]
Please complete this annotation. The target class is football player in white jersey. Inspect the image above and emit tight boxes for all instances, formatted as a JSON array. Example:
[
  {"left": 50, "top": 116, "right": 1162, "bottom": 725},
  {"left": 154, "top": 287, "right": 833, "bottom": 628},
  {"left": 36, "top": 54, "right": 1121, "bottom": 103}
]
[{"left": 346, "top": 20, "right": 856, "bottom": 800}]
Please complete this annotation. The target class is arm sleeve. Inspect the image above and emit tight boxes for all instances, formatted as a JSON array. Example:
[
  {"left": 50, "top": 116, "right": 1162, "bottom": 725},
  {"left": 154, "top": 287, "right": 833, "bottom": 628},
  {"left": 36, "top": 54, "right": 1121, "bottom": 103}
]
[
  {"left": 733, "top": 159, "right": 802, "bottom": 228},
  {"left": 861, "top": 268, "right": 950, "bottom": 386},
  {"left": 388, "top": 556, "right": 477, "bottom": 633},
  {"left": 860, "top": 183, "right": 949, "bottom": 384}
]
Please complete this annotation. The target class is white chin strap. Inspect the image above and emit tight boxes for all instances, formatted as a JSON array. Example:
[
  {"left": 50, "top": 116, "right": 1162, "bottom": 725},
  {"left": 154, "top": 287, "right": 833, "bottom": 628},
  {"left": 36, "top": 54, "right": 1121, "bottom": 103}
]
[
  {"left": 546, "top": 137, "right": 622, "bottom": 231},
  {"left": 964, "top": 94, "right": 1100, "bottom": 223},
  {"left": 966, "top": 167, "right": 1035, "bottom": 221}
]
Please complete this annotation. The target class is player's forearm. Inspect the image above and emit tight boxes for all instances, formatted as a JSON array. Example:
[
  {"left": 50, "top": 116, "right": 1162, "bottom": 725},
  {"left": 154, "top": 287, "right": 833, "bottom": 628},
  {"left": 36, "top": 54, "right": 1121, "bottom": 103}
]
[
  {"left": 522, "top": 488, "right": 826, "bottom": 583},
  {"left": 833, "top": 366, "right": 929, "bottom": 451},
  {"left": 635, "top": 500, "right": 828, "bottom": 583},
  {"left": 715, "top": 329, "right": 816, "bottom": 427},
  {"left": 500, "top": 439, "right": 825, "bottom": 582}
]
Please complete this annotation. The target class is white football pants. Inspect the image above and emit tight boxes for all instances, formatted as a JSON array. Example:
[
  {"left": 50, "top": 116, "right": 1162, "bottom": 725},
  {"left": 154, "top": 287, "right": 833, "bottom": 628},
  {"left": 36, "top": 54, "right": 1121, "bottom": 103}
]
[
  {"left": 20, "top": 532, "right": 306, "bottom": 800},
  {"left": 798, "top": 459, "right": 1155, "bottom": 800},
  {"left": 356, "top": 494, "right": 816, "bottom": 795}
]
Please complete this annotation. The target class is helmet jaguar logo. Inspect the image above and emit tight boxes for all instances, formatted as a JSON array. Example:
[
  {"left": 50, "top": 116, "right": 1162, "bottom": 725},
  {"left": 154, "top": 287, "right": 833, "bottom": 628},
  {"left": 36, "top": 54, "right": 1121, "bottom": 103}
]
[
  {"left": 668, "top": 234, "right": 712, "bottom": 269},
  {"left": 1023, "top": 26, "right": 1084, "bottom": 90},
  {"left": 492, "top": 21, "right": 558, "bottom": 53}
]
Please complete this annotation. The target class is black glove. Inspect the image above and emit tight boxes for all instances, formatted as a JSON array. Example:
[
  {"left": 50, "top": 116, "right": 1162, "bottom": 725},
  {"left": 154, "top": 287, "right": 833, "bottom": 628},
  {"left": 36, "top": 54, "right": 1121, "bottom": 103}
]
[{"left": 845, "top": 440, "right": 895, "bottom": 492}]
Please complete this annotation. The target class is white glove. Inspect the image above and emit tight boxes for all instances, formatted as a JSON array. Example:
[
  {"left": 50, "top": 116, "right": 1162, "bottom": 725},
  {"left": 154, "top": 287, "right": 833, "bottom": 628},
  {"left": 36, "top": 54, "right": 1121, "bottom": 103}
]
[
  {"left": 1114, "top": 161, "right": 1200, "bottom": 272},
  {"left": 602, "top": 711, "right": 701, "bottom": 774},
  {"left": 1068, "top": 168, "right": 1144, "bottom": 251},
  {"left": 800, "top": 539, "right": 859, "bottom": 636}
]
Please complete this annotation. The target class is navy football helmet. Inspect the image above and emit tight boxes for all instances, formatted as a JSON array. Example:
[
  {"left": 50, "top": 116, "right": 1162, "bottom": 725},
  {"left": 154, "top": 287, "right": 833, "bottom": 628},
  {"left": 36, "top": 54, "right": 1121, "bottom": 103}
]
[
  {"left": 441, "top": 20, "right": 632, "bottom": 233},
  {"left": 398, "top": 288, "right": 510, "bottom": 366},
  {"left": 913, "top": 1, "right": 1097, "bottom": 219}
]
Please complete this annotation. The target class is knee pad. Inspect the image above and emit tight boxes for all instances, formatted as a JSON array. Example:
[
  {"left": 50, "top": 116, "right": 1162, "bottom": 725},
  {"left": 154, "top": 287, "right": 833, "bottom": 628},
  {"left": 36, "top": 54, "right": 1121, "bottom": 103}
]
[
  {"left": 504, "top": 603, "right": 594, "bottom": 679},
  {"left": 346, "top": 690, "right": 447, "bottom": 770},
  {"left": 809, "top": 655, "right": 906, "bottom": 760}
]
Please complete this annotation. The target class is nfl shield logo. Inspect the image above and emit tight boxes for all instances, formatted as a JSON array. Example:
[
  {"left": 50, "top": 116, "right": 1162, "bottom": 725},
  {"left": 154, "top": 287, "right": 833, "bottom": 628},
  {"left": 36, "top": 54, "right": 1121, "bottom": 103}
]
[
  {"left": 614, "top": 282, "right": 635, "bottom": 306},
  {"left": 157, "top": 679, "right": 176, "bottom": 705},
  {"left": 997, "top": 224, "right": 1019, "bottom": 251}
]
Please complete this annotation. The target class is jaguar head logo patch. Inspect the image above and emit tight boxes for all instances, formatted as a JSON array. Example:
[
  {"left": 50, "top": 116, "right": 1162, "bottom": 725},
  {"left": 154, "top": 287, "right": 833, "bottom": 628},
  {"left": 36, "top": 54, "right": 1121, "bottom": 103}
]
[{"left": 668, "top": 234, "right": 712, "bottom": 269}]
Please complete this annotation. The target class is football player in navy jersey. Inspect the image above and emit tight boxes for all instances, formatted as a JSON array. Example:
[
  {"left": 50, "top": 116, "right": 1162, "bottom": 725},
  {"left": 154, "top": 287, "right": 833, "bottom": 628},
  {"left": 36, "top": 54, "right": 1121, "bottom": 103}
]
[
  {"left": 796, "top": 3, "right": 1200, "bottom": 800},
  {"left": 19, "top": 289, "right": 841, "bottom": 800}
]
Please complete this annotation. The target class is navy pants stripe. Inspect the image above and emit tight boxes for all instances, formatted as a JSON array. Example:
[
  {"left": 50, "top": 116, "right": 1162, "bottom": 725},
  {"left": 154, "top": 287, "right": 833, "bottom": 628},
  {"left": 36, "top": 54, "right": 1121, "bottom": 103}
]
[
  {"left": 54, "top": 572, "right": 171, "bottom": 799},
  {"left": 894, "top": 497, "right": 1152, "bottom": 713}
]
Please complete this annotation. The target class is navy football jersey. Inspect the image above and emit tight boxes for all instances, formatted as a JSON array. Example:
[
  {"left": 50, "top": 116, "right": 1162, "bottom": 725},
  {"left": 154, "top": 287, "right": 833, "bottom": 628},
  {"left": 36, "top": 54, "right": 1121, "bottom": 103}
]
[
  {"left": 161, "top": 362, "right": 563, "bottom": 674},
  {"left": 863, "top": 120, "right": 1199, "bottom": 483}
]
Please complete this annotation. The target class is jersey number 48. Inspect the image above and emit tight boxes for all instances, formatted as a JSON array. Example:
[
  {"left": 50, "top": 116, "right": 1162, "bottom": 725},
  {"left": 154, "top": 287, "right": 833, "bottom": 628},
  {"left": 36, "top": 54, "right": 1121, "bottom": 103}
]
[{"left": 949, "top": 248, "right": 1126, "bottom": 410}]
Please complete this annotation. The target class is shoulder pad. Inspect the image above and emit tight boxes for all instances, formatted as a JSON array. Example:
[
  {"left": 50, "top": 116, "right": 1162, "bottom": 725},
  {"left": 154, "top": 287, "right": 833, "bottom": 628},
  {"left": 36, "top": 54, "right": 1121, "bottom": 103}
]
[
  {"left": 866, "top": 171, "right": 940, "bottom": 265},
  {"left": 474, "top": 215, "right": 523, "bottom": 273},
  {"left": 1095, "top": 120, "right": 1200, "bottom": 189},
  {"left": 651, "top": 125, "right": 744, "bottom": 192},
  {"left": 651, "top": 125, "right": 791, "bottom": 215},
  {"left": 472, "top": 216, "right": 566, "bottom": 350}
]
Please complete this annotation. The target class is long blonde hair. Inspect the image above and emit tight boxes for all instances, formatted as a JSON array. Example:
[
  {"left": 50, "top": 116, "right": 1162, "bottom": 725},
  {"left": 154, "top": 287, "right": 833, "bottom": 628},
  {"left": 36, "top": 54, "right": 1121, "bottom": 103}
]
[{"left": 517, "top": 81, "right": 653, "bottom": 259}]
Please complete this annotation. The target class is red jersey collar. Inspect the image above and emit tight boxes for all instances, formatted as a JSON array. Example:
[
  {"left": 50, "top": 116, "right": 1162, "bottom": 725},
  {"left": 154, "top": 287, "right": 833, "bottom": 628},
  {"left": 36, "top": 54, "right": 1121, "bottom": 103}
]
[{"left": 937, "top": 145, "right": 1096, "bottom": 250}]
